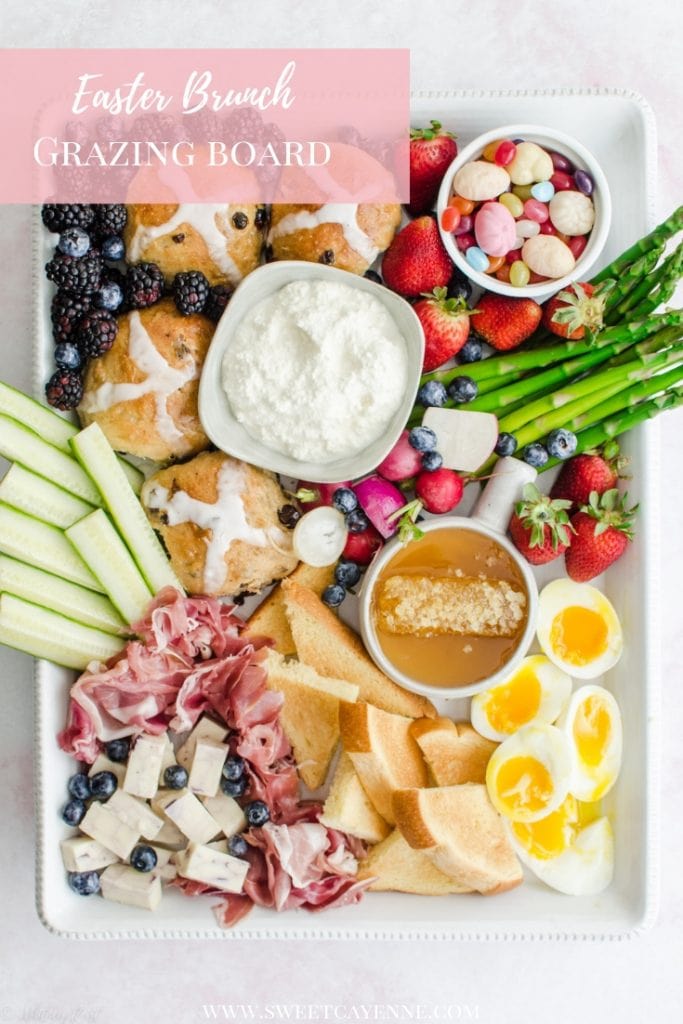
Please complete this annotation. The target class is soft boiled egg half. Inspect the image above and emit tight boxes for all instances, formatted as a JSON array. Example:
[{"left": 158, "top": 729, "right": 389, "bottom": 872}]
[
  {"left": 536, "top": 579, "right": 623, "bottom": 679},
  {"left": 471, "top": 655, "right": 572, "bottom": 742},
  {"left": 559, "top": 685, "right": 623, "bottom": 802},
  {"left": 486, "top": 723, "right": 572, "bottom": 823}
]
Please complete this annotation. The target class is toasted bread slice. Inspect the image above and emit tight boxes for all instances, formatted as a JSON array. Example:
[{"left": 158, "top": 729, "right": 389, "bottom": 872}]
[
  {"left": 357, "top": 829, "right": 472, "bottom": 894},
  {"left": 320, "top": 752, "right": 390, "bottom": 844},
  {"left": 339, "top": 701, "right": 428, "bottom": 824},
  {"left": 264, "top": 650, "right": 358, "bottom": 790},
  {"left": 392, "top": 784, "right": 522, "bottom": 895},
  {"left": 410, "top": 718, "right": 498, "bottom": 786},
  {"left": 282, "top": 580, "right": 435, "bottom": 719},
  {"left": 245, "top": 563, "right": 335, "bottom": 655}
]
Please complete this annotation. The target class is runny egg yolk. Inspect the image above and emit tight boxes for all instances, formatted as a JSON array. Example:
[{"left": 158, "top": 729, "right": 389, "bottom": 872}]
[
  {"left": 512, "top": 795, "right": 578, "bottom": 860},
  {"left": 484, "top": 665, "right": 542, "bottom": 734},
  {"left": 550, "top": 605, "right": 608, "bottom": 667},
  {"left": 573, "top": 695, "right": 612, "bottom": 766},
  {"left": 495, "top": 755, "right": 554, "bottom": 815}
]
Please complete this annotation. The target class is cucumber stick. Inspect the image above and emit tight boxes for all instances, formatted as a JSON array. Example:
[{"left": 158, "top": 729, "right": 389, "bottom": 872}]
[
  {"left": 66, "top": 509, "right": 153, "bottom": 624},
  {"left": 0, "top": 463, "right": 93, "bottom": 528},
  {"left": 118, "top": 458, "right": 145, "bottom": 496},
  {"left": 0, "top": 413, "right": 103, "bottom": 507},
  {"left": 0, "top": 503, "right": 104, "bottom": 593},
  {"left": 0, "top": 554, "right": 126, "bottom": 635},
  {"left": 0, "top": 593, "right": 124, "bottom": 670},
  {"left": 71, "top": 423, "right": 182, "bottom": 594}
]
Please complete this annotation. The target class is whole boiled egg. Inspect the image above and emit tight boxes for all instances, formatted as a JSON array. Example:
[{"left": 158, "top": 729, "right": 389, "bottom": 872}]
[
  {"left": 471, "top": 655, "right": 572, "bottom": 742},
  {"left": 558, "top": 685, "right": 623, "bottom": 802},
  {"left": 486, "top": 723, "right": 572, "bottom": 823},
  {"left": 536, "top": 579, "right": 623, "bottom": 679},
  {"left": 508, "top": 795, "right": 614, "bottom": 895}
]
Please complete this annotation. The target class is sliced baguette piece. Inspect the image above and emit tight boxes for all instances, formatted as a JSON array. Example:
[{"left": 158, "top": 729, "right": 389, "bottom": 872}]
[
  {"left": 339, "top": 701, "right": 428, "bottom": 825},
  {"left": 282, "top": 580, "right": 435, "bottom": 719},
  {"left": 264, "top": 649, "right": 359, "bottom": 790},
  {"left": 245, "top": 562, "right": 336, "bottom": 655},
  {"left": 392, "top": 783, "right": 523, "bottom": 895},
  {"left": 320, "top": 752, "right": 390, "bottom": 844},
  {"left": 410, "top": 718, "right": 498, "bottom": 786},
  {"left": 357, "top": 829, "right": 473, "bottom": 894}
]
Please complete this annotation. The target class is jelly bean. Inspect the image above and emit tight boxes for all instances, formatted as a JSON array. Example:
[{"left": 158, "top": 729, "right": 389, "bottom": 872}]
[
  {"left": 568, "top": 235, "right": 588, "bottom": 260},
  {"left": 549, "top": 151, "right": 575, "bottom": 174},
  {"left": 456, "top": 232, "right": 476, "bottom": 252},
  {"left": 465, "top": 245, "right": 490, "bottom": 272},
  {"left": 540, "top": 221, "right": 557, "bottom": 235},
  {"left": 484, "top": 254, "right": 505, "bottom": 274},
  {"left": 550, "top": 171, "right": 574, "bottom": 192},
  {"left": 506, "top": 247, "right": 523, "bottom": 264},
  {"left": 549, "top": 191, "right": 595, "bottom": 235},
  {"left": 574, "top": 169, "right": 594, "bottom": 196},
  {"left": 482, "top": 139, "right": 505, "bottom": 162},
  {"left": 516, "top": 219, "right": 541, "bottom": 239},
  {"left": 509, "top": 260, "right": 531, "bottom": 287},
  {"left": 474, "top": 202, "right": 517, "bottom": 257},
  {"left": 557, "top": 231, "right": 571, "bottom": 244},
  {"left": 512, "top": 138, "right": 524, "bottom": 145},
  {"left": 531, "top": 180, "right": 555, "bottom": 203},
  {"left": 452, "top": 214, "right": 473, "bottom": 236},
  {"left": 523, "top": 198, "right": 549, "bottom": 224},
  {"left": 441, "top": 206, "right": 462, "bottom": 233},
  {"left": 496, "top": 263, "right": 512, "bottom": 283},
  {"left": 512, "top": 184, "right": 534, "bottom": 201},
  {"left": 499, "top": 192, "right": 524, "bottom": 218},
  {"left": 450, "top": 195, "right": 476, "bottom": 215},
  {"left": 528, "top": 271, "right": 550, "bottom": 283},
  {"left": 495, "top": 140, "right": 517, "bottom": 167}
]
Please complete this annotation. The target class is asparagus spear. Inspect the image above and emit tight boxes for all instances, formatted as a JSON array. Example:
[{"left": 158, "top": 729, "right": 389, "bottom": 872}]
[
  {"left": 591, "top": 206, "right": 683, "bottom": 284},
  {"left": 419, "top": 337, "right": 597, "bottom": 386},
  {"left": 627, "top": 242, "right": 683, "bottom": 320},
  {"left": 567, "top": 363, "right": 683, "bottom": 434},
  {"left": 603, "top": 246, "right": 665, "bottom": 324}
]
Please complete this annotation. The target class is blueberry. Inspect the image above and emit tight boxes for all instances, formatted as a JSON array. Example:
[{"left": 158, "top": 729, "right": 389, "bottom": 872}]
[
  {"left": 100, "top": 235, "right": 125, "bottom": 261},
  {"left": 334, "top": 560, "right": 362, "bottom": 588},
  {"left": 494, "top": 432, "right": 518, "bottom": 457},
  {"left": 228, "top": 834, "right": 249, "bottom": 858},
  {"left": 546, "top": 428, "right": 578, "bottom": 460},
  {"left": 94, "top": 281, "right": 124, "bottom": 312},
  {"left": 163, "top": 764, "right": 188, "bottom": 789},
  {"left": 345, "top": 508, "right": 370, "bottom": 534},
  {"left": 221, "top": 775, "right": 248, "bottom": 798},
  {"left": 322, "top": 583, "right": 346, "bottom": 608},
  {"left": 54, "top": 342, "right": 83, "bottom": 371},
  {"left": 408, "top": 426, "right": 437, "bottom": 453},
  {"left": 421, "top": 450, "right": 443, "bottom": 472},
  {"left": 57, "top": 227, "right": 91, "bottom": 259},
  {"left": 221, "top": 756, "right": 245, "bottom": 782},
  {"left": 446, "top": 270, "right": 473, "bottom": 302},
  {"left": 68, "top": 870, "right": 101, "bottom": 896},
  {"left": 458, "top": 337, "right": 483, "bottom": 364},
  {"left": 522, "top": 442, "right": 549, "bottom": 468},
  {"left": 89, "top": 770, "right": 118, "bottom": 801},
  {"left": 447, "top": 376, "right": 478, "bottom": 403},
  {"left": 105, "top": 738, "right": 131, "bottom": 763},
  {"left": 62, "top": 799, "right": 86, "bottom": 826},
  {"left": 363, "top": 269, "right": 382, "bottom": 284},
  {"left": 332, "top": 487, "right": 358, "bottom": 515},
  {"left": 67, "top": 773, "right": 91, "bottom": 800},
  {"left": 417, "top": 380, "right": 447, "bottom": 408},
  {"left": 245, "top": 800, "right": 270, "bottom": 828},
  {"left": 130, "top": 844, "right": 158, "bottom": 873}
]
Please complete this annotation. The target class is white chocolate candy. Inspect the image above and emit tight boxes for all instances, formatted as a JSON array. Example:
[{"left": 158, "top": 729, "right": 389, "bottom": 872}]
[
  {"left": 508, "top": 142, "right": 554, "bottom": 186},
  {"left": 549, "top": 191, "right": 595, "bottom": 236},
  {"left": 452, "top": 161, "right": 510, "bottom": 202},
  {"left": 522, "top": 235, "right": 576, "bottom": 279}
]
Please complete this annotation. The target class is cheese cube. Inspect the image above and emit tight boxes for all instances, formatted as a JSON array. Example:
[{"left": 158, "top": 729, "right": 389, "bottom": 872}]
[
  {"left": 206, "top": 839, "right": 229, "bottom": 854},
  {"left": 153, "top": 788, "right": 221, "bottom": 845},
  {"left": 177, "top": 717, "right": 228, "bottom": 770},
  {"left": 158, "top": 731, "right": 176, "bottom": 783},
  {"left": 123, "top": 734, "right": 167, "bottom": 799},
  {"left": 60, "top": 836, "right": 119, "bottom": 873},
  {"left": 106, "top": 790, "right": 165, "bottom": 841},
  {"left": 202, "top": 792, "right": 247, "bottom": 839},
  {"left": 150, "top": 845, "right": 177, "bottom": 882},
  {"left": 88, "top": 754, "right": 126, "bottom": 785},
  {"left": 175, "top": 842, "right": 248, "bottom": 894},
  {"left": 189, "top": 739, "right": 228, "bottom": 798},
  {"left": 100, "top": 863, "right": 162, "bottom": 910},
  {"left": 80, "top": 802, "right": 139, "bottom": 860},
  {"left": 154, "top": 819, "right": 187, "bottom": 850}
]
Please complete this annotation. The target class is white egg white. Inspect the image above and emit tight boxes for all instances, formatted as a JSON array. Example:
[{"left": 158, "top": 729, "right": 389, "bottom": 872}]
[
  {"left": 509, "top": 815, "right": 614, "bottom": 896},
  {"left": 536, "top": 579, "right": 623, "bottom": 679},
  {"left": 471, "top": 655, "right": 572, "bottom": 742},
  {"left": 486, "top": 723, "right": 573, "bottom": 823},
  {"left": 558, "top": 685, "right": 623, "bottom": 802}
]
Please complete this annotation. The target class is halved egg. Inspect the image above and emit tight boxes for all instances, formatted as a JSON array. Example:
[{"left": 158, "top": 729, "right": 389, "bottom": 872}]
[
  {"left": 471, "top": 655, "right": 572, "bottom": 742},
  {"left": 536, "top": 579, "right": 623, "bottom": 679},
  {"left": 485, "top": 723, "right": 572, "bottom": 823},
  {"left": 508, "top": 795, "right": 614, "bottom": 896},
  {"left": 559, "top": 685, "right": 623, "bottom": 802}
]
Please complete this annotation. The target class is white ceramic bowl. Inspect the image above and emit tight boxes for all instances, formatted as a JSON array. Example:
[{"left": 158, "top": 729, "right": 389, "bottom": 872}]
[
  {"left": 437, "top": 123, "right": 612, "bottom": 301},
  {"left": 198, "top": 261, "right": 424, "bottom": 483}
]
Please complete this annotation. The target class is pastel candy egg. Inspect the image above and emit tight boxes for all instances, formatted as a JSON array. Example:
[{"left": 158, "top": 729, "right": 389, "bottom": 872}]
[
  {"left": 452, "top": 161, "right": 511, "bottom": 201},
  {"left": 549, "top": 190, "right": 595, "bottom": 235},
  {"left": 465, "top": 245, "right": 490, "bottom": 272},
  {"left": 522, "top": 235, "right": 576, "bottom": 279},
  {"left": 516, "top": 219, "right": 541, "bottom": 239},
  {"left": 474, "top": 202, "right": 517, "bottom": 257},
  {"left": 507, "top": 142, "right": 554, "bottom": 185}
]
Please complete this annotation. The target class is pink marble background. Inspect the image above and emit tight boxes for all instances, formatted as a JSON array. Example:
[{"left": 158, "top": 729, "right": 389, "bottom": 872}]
[{"left": 0, "top": 2, "right": 681, "bottom": 1022}]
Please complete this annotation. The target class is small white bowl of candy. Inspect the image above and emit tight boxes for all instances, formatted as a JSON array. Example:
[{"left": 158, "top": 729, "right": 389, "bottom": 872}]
[{"left": 436, "top": 124, "right": 611, "bottom": 300}]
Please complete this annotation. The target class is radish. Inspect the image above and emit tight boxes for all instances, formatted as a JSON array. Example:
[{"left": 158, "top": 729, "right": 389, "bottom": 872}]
[
  {"left": 376, "top": 430, "right": 423, "bottom": 482},
  {"left": 343, "top": 524, "right": 383, "bottom": 565},
  {"left": 415, "top": 468, "right": 464, "bottom": 514},
  {"left": 295, "top": 480, "right": 351, "bottom": 511},
  {"left": 293, "top": 507, "right": 348, "bottom": 566},
  {"left": 421, "top": 408, "right": 498, "bottom": 473},
  {"left": 354, "top": 476, "right": 405, "bottom": 538}
]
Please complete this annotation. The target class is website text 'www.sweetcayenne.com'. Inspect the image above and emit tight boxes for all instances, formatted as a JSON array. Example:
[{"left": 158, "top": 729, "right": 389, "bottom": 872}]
[{"left": 200, "top": 1006, "right": 480, "bottom": 1022}]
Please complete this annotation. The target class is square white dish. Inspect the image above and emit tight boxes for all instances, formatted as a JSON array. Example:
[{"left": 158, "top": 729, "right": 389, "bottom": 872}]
[{"left": 33, "top": 88, "right": 660, "bottom": 939}]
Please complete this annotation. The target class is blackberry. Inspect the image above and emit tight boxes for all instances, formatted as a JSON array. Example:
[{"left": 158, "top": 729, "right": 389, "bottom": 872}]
[
  {"left": 173, "top": 271, "right": 210, "bottom": 315},
  {"left": 92, "top": 204, "right": 127, "bottom": 239},
  {"left": 75, "top": 310, "right": 118, "bottom": 358},
  {"left": 51, "top": 291, "right": 92, "bottom": 343},
  {"left": 205, "top": 284, "right": 233, "bottom": 323},
  {"left": 41, "top": 204, "right": 94, "bottom": 234},
  {"left": 45, "top": 370, "right": 83, "bottom": 410},
  {"left": 124, "top": 262, "right": 164, "bottom": 309},
  {"left": 45, "top": 251, "right": 103, "bottom": 295}
]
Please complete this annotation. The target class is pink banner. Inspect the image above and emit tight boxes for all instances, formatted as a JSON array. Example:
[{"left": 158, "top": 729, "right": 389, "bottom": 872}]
[{"left": 0, "top": 49, "right": 410, "bottom": 204}]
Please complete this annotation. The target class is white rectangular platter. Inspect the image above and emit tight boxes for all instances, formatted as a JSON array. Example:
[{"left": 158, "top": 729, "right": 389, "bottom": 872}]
[{"left": 34, "top": 88, "right": 660, "bottom": 939}]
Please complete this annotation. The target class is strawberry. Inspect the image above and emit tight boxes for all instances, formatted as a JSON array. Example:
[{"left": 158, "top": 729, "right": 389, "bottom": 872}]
[
  {"left": 550, "top": 442, "right": 627, "bottom": 508},
  {"left": 295, "top": 480, "right": 351, "bottom": 511},
  {"left": 413, "top": 287, "right": 474, "bottom": 371},
  {"left": 415, "top": 468, "right": 464, "bottom": 514},
  {"left": 408, "top": 120, "right": 458, "bottom": 217},
  {"left": 381, "top": 216, "right": 452, "bottom": 298},
  {"left": 342, "top": 524, "right": 383, "bottom": 565},
  {"left": 542, "top": 282, "right": 609, "bottom": 340},
  {"left": 565, "top": 489, "right": 637, "bottom": 582},
  {"left": 508, "top": 483, "right": 574, "bottom": 566},
  {"left": 473, "top": 292, "right": 542, "bottom": 351}
]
